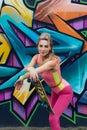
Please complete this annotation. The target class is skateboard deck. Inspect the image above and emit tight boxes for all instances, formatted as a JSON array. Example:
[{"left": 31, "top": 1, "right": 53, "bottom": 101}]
[
  {"left": 13, "top": 79, "right": 35, "bottom": 105},
  {"left": 34, "top": 79, "right": 54, "bottom": 114},
  {"left": 13, "top": 78, "right": 54, "bottom": 113}
]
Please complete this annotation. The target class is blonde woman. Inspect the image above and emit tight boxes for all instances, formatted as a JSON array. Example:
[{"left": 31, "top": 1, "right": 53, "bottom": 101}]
[{"left": 15, "top": 33, "right": 73, "bottom": 130}]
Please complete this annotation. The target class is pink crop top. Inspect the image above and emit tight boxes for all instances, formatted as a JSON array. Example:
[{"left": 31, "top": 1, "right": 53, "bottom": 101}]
[{"left": 36, "top": 54, "right": 68, "bottom": 93}]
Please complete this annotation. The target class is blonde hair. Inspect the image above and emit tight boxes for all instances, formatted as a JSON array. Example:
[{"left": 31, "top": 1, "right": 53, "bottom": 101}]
[
  {"left": 37, "top": 33, "right": 56, "bottom": 62},
  {"left": 39, "top": 33, "right": 51, "bottom": 41},
  {"left": 37, "top": 33, "right": 53, "bottom": 54}
]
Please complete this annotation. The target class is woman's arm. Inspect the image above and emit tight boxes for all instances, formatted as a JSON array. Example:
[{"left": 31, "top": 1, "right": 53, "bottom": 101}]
[
  {"left": 18, "top": 54, "right": 38, "bottom": 80},
  {"left": 23, "top": 57, "right": 59, "bottom": 82},
  {"left": 25, "top": 55, "right": 38, "bottom": 72},
  {"left": 14, "top": 55, "right": 38, "bottom": 89},
  {"left": 35, "top": 58, "right": 60, "bottom": 74}
]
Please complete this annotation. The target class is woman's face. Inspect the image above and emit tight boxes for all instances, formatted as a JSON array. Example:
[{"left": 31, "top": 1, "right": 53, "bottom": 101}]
[{"left": 38, "top": 39, "right": 51, "bottom": 57}]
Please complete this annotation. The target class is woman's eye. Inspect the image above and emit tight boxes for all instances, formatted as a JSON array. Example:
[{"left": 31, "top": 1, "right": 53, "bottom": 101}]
[
  {"left": 45, "top": 45, "right": 48, "bottom": 48},
  {"left": 39, "top": 45, "right": 48, "bottom": 48},
  {"left": 39, "top": 45, "right": 43, "bottom": 47}
]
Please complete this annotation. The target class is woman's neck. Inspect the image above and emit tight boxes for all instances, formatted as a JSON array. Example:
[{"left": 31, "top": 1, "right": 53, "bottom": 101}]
[{"left": 40, "top": 53, "right": 54, "bottom": 64}]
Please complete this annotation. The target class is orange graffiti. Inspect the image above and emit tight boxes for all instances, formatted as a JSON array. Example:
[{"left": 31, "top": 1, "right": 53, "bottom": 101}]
[
  {"left": 35, "top": 0, "right": 87, "bottom": 22},
  {"left": 34, "top": 0, "right": 87, "bottom": 52}
]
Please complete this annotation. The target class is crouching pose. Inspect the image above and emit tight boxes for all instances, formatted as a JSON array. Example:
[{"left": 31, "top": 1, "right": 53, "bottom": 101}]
[{"left": 15, "top": 33, "right": 73, "bottom": 130}]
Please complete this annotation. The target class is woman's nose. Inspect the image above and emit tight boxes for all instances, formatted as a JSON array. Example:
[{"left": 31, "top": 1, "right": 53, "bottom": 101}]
[{"left": 41, "top": 47, "right": 45, "bottom": 50}]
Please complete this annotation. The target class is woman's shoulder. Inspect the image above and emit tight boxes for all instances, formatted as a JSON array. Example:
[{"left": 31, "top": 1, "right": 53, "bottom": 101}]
[
  {"left": 52, "top": 55, "right": 60, "bottom": 62},
  {"left": 32, "top": 54, "right": 40, "bottom": 64},
  {"left": 33, "top": 54, "right": 39, "bottom": 59}
]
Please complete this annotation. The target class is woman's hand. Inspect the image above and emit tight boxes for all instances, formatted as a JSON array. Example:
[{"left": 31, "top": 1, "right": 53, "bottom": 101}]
[
  {"left": 29, "top": 67, "right": 38, "bottom": 82},
  {"left": 14, "top": 76, "right": 23, "bottom": 90}
]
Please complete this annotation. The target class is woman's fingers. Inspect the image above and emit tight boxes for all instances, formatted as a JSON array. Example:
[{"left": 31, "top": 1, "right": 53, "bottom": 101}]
[
  {"left": 16, "top": 85, "right": 21, "bottom": 90},
  {"left": 29, "top": 69, "right": 38, "bottom": 82},
  {"left": 14, "top": 80, "right": 23, "bottom": 90},
  {"left": 30, "top": 73, "right": 38, "bottom": 82}
]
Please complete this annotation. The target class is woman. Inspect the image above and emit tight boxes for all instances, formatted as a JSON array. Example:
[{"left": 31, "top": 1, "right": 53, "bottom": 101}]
[{"left": 15, "top": 33, "right": 73, "bottom": 130}]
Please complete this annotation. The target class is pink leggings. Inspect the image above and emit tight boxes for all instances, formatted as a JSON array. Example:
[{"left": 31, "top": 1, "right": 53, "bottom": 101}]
[{"left": 49, "top": 86, "right": 73, "bottom": 130}]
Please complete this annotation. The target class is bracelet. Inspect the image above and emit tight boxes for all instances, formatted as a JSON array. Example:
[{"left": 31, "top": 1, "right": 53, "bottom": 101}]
[
  {"left": 27, "top": 67, "right": 34, "bottom": 72},
  {"left": 19, "top": 76, "right": 24, "bottom": 81}
]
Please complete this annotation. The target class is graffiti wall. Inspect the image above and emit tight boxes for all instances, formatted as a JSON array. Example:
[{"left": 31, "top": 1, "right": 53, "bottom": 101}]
[{"left": 0, "top": 0, "right": 87, "bottom": 127}]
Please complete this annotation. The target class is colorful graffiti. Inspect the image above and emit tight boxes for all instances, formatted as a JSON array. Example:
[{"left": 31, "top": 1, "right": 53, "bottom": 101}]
[{"left": 0, "top": 0, "right": 87, "bottom": 127}]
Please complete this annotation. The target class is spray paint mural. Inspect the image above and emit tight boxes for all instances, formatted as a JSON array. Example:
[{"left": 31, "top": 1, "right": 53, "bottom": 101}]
[{"left": 0, "top": 0, "right": 87, "bottom": 127}]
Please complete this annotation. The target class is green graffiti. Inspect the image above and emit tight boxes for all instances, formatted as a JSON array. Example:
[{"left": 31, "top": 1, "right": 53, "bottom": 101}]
[
  {"left": 80, "top": 0, "right": 87, "bottom": 4},
  {"left": 81, "top": 29, "right": 87, "bottom": 39},
  {"left": 24, "top": 0, "right": 41, "bottom": 9}
]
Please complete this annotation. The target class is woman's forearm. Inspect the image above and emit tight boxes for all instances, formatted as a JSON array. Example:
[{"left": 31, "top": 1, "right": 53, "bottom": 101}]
[
  {"left": 25, "top": 66, "right": 34, "bottom": 72},
  {"left": 20, "top": 72, "right": 30, "bottom": 81}
]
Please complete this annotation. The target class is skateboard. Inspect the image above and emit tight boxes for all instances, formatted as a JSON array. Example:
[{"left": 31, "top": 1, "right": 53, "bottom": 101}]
[
  {"left": 13, "top": 79, "right": 35, "bottom": 105},
  {"left": 34, "top": 79, "right": 54, "bottom": 114},
  {"left": 13, "top": 78, "right": 54, "bottom": 114}
]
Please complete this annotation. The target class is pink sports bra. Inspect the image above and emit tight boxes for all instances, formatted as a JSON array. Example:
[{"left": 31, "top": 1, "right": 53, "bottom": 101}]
[{"left": 37, "top": 54, "right": 66, "bottom": 93}]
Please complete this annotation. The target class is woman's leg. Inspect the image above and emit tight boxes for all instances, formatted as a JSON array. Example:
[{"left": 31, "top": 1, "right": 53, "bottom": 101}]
[
  {"left": 49, "top": 86, "right": 73, "bottom": 130},
  {"left": 49, "top": 90, "right": 61, "bottom": 130}
]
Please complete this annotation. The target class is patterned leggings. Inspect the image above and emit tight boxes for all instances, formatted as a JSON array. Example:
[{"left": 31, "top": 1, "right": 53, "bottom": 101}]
[{"left": 49, "top": 86, "right": 73, "bottom": 130}]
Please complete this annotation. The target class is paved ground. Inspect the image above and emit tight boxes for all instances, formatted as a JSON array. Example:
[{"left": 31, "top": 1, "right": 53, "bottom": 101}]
[{"left": 0, "top": 127, "right": 87, "bottom": 130}]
